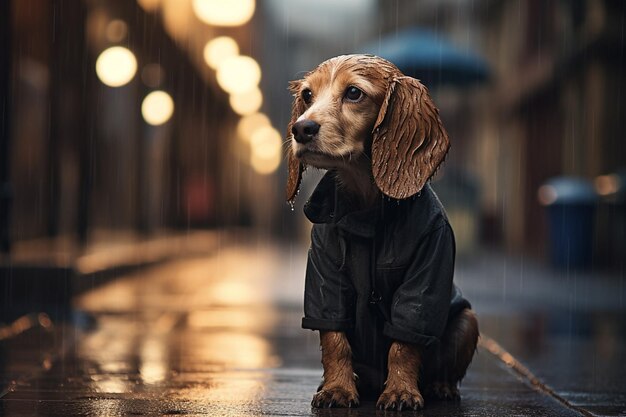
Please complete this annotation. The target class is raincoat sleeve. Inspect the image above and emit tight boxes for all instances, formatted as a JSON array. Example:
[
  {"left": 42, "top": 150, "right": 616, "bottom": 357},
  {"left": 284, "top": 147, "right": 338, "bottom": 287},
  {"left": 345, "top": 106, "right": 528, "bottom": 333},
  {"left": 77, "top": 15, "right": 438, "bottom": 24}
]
[
  {"left": 301, "top": 225, "right": 355, "bottom": 331},
  {"left": 383, "top": 221, "right": 455, "bottom": 349}
]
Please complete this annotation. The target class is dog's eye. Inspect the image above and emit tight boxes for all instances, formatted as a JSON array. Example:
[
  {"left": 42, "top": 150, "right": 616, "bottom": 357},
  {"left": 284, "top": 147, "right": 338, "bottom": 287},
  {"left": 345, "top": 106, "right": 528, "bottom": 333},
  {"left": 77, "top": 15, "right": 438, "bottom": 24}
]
[
  {"left": 344, "top": 86, "right": 364, "bottom": 102},
  {"left": 301, "top": 89, "right": 313, "bottom": 104}
]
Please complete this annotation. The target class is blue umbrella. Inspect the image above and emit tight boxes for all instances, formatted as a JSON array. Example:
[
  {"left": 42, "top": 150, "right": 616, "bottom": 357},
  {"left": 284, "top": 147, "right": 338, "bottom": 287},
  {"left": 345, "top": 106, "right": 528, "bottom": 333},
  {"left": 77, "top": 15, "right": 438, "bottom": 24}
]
[{"left": 360, "top": 28, "right": 491, "bottom": 88}]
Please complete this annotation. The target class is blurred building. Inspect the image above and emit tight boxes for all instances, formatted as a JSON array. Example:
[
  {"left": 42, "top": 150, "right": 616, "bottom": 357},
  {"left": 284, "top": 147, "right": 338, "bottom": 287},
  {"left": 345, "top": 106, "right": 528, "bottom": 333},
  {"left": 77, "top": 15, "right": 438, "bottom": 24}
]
[
  {"left": 1, "top": 0, "right": 625, "bottom": 269},
  {"left": 476, "top": 0, "right": 626, "bottom": 265},
  {"left": 376, "top": 0, "right": 626, "bottom": 267},
  {"left": 1, "top": 0, "right": 289, "bottom": 254}
]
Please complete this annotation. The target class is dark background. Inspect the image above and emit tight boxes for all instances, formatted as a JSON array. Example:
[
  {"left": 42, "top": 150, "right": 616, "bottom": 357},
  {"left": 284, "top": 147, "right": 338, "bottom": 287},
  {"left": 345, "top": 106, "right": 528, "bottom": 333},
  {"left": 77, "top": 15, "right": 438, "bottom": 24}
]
[{"left": 2, "top": 0, "right": 625, "bottom": 268}]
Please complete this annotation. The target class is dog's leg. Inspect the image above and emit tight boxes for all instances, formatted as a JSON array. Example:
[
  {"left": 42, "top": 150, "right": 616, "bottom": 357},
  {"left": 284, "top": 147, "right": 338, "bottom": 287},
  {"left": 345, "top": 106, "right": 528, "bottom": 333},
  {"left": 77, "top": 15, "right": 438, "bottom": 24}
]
[
  {"left": 376, "top": 341, "right": 424, "bottom": 410},
  {"left": 425, "top": 308, "right": 479, "bottom": 401},
  {"left": 311, "top": 331, "right": 359, "bottom": 408}
]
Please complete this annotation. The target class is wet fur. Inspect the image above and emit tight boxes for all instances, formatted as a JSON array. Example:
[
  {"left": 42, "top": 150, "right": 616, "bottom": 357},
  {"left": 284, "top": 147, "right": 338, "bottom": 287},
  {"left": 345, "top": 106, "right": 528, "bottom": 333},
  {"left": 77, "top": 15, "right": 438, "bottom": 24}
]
[
  {"left": 312, "top": 331, "right": 359, "bottom": 408},
  {"left": 377, "top": 341, "right": 424, "bottom": 410},
  {"left": 286, "top": 55, "right": 395, "bottom": 207},
  {"left": 286, "top": 55, "right": 478, "bottom": 409}
]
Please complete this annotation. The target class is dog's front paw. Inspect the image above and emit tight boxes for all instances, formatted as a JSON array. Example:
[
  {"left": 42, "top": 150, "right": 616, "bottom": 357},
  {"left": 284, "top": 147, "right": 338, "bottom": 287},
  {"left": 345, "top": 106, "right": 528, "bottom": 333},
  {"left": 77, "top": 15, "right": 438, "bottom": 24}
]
[
  {"left": 376, "top": 387, "right": 424, "bottom": 411},
  {"left": 311, "top": 386, "right": 359, "bottom": 408}
]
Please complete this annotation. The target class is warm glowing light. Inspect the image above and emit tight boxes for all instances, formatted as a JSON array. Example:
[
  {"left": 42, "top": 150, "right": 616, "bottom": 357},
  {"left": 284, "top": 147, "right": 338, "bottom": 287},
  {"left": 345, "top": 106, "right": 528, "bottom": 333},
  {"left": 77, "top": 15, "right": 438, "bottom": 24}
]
[
  {"left": 251, "top": 151, "right": 281, "bottom": 175},
  {"left": 203, "top": 36, "right": 239, "bottom": 69},
  {"left": 93, "top": 378, "right": 128, "bottom": 394},
  {"left": 142, "top": 91, "right": 174, "bottom": 125},
  {"left": 182, "top": 332, "right": 276, "bottom": 371},
  {"left": 105, "top": 20, "right": 128, "bottom": 43},
  {"left": 595, "top": 174, "right": 620, "bottom": 196},
  {"left": 211, "top": 281, "right": 256, "bottom": 305},
  {"left": 236, "top": 112, "right": 271, "bottom": 141},
  {"left": 249, "top": 126, "right": 282, "bottom": 174},
  {"left": 192, "top": 0, "right": 255, "bottom": 27},
  {"left": 537, "top": 185, "right": 558, "bottom": 206},
  {"left": 137, "top": 0, "right": 161, "bottom": 12},
  {"left": 229, "top": 87, "right": 263, "bottom": 116},
  {"left": 216, "top": 55, "right": 261, "bottom": 94},
  {"left": 95, "top": 46, "right": 137, "bottom": 87},
  {"left": 188, "top": 309, "right": 276, "bottom": 330},
  {"left": 162, "top": 0, "right": 192, "bottom": 41},
  {"left": 250, "top": 126, "right": 281, "bottom": 158},
  {"left": 140, "top": 337, "right": 167, "bottom": 384}
]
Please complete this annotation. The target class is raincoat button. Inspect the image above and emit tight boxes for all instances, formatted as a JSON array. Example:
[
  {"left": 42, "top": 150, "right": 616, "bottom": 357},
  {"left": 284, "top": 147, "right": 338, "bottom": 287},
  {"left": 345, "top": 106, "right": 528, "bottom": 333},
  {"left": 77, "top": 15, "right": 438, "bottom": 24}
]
[{"left": 369, "top": 291, "right": 382, "bottom": 304}]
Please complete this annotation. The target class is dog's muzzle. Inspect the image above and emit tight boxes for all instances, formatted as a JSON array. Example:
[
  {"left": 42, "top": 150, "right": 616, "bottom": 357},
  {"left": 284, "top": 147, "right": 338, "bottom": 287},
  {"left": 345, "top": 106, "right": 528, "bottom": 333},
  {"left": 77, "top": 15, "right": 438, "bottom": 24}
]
[{"left": 291, "top": 119, "right": 320, "bottom": 144}]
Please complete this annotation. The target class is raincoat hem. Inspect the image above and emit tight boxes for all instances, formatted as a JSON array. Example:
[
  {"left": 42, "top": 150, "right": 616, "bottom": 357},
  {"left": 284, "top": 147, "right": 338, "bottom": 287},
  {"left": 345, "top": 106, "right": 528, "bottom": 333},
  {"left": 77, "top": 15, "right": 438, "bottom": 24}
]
[
  {"left": 302, "top": 316, "right": 353, "bottom": 331},
  {"left": 383, "top": 322, "right": 440, "bottom": 349}
]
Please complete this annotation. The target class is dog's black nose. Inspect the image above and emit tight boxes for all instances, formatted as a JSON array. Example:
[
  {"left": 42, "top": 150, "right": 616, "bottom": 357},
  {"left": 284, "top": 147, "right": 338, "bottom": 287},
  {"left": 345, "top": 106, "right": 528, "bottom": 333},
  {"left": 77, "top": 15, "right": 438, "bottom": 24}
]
[{"left": 291, "top": 119, "right": 320, "bottom": 144}]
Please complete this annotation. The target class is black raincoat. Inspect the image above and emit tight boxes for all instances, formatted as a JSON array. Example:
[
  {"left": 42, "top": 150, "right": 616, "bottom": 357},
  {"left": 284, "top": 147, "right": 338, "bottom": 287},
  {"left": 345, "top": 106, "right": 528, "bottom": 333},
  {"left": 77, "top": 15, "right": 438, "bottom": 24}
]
[{"left": 301, "top": 172, "right": 471, "bottom": 396}]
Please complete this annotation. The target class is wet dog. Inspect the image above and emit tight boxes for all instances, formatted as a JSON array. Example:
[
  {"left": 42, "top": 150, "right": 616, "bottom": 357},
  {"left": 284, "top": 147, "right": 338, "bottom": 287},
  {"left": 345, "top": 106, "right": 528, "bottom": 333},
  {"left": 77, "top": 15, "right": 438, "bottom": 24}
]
[{"left": 286, "top": 54, "right": 478, "bottom": 410}]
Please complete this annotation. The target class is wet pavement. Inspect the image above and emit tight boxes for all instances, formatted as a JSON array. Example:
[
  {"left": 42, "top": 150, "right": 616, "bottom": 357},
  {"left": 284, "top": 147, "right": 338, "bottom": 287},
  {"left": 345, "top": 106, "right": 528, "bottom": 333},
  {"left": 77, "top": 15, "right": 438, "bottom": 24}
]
[
  {"left": 1, "top": 241, "right": 625, "bottom": 416},
  {"left": 457, "top": 253, "right": 626, "bottom": 417}
]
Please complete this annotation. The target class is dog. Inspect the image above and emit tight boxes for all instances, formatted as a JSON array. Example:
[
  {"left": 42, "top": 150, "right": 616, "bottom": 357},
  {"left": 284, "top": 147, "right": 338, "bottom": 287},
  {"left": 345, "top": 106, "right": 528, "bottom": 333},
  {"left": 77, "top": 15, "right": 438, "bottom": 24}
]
[{"left": 286, "top": 54, "right": 479, "bottom": 410}]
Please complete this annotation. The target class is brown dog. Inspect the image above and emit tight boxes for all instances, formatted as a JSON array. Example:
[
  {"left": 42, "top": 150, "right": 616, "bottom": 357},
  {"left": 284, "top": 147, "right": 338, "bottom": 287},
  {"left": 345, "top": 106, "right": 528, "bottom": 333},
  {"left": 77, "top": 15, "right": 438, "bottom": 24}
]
[{"left": 286, "top": 54, "right": 478, "bottom": 410}]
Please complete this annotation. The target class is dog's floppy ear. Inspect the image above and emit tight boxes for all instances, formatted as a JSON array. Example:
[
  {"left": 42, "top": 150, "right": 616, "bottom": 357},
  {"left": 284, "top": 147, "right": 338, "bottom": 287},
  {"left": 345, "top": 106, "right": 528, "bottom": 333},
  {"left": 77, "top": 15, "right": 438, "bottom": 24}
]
[
  {"left": 371, "top": 76, "right": 450, "bottom": 199},
  {"left": 285, "top": 80, "right": 306, "bottom": 202}
]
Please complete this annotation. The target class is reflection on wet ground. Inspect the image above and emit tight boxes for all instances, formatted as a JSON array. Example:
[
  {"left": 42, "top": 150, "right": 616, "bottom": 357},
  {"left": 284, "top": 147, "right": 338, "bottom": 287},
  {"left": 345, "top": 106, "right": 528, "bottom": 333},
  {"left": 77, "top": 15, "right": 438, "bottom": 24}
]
[
  {"left": 1, "top": 244, "right": 625, "bottom": 416},
  {"left": 456, "top": 252, "right": 626, "bottom": 416}
]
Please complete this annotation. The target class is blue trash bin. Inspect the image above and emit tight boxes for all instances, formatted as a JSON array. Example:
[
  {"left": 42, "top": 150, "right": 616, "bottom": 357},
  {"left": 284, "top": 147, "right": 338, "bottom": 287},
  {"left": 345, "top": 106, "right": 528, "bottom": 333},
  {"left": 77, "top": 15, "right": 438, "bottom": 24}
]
[{"left": 538, "top": 177, "right": 598, "bottom": 269}]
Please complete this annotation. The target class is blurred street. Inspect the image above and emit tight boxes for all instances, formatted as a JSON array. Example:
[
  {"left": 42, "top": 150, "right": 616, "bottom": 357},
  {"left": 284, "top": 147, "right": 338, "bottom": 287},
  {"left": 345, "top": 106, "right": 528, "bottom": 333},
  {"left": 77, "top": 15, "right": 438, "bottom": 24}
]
[
  {"left": 1, "top": 0, "right": 626, "bottom": 416},
  {"left": 1, "top": 237, "right": 624, "bottom": 416}
]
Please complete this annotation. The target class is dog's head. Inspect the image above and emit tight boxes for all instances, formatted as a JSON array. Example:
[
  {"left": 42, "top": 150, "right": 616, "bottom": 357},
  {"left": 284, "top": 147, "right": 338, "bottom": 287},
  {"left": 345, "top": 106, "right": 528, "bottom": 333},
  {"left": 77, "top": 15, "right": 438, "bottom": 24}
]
[{"left": 286, "top": 54, "right": 450, "bottom": 202}]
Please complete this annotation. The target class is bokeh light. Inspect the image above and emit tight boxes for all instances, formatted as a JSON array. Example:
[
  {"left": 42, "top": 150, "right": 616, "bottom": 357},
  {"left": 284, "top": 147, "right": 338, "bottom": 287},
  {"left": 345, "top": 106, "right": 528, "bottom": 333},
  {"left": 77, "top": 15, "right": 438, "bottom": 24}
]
[
  {"left": 250, "top": 152, "right": 281, "bottom": 175},
  {"left": 95, "top": 46, "right": 137, "bottom": 87},
  {"left": 537, "top": 185, "right": 558, "bottom": 206},
  {"left": 595, "top": 174, "right": 620, "bottom": 196},
  {"left": 136, "top": 0, "right": 161, "bottom": 12},
  {"left": 236, "top": 112, "right": 271, "bottom": 141},
  {"left": 203, "top": 36, "right": 239, "bottom": 70},
  {"left": 142, "top": 91, "right": 175, "bottom": 126},
  {"left": 105, "top": 20, "right": 128, "bottom": 43},
  {"left": 249, "top": 126, "right": 282, "bottom": 174},
  {"left": 250, "top": 126, "right": 281, "bottom": 159},
  {"left": 162, "top": 0, "right": 192, "bottom": 41},
  {"left": 216, "top": 55, "right": 261, "bottom": 94},
  {"left": 192, "top": 0, "right": 255, "bottom": 27},
  {"left": 229, "top": 87, "right": 263, "bottom": 116}
]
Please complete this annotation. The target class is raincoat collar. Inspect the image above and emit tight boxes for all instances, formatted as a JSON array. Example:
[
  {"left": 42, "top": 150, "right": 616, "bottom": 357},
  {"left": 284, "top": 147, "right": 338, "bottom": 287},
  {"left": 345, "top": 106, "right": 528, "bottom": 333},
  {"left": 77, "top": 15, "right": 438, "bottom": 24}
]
[{"left": 304, "top": 172, "right": 381, "bottom": 238}]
